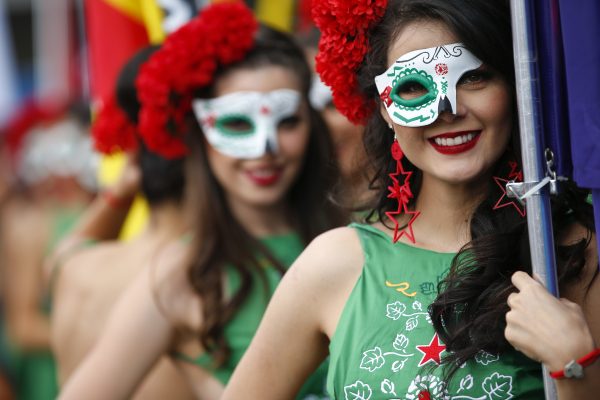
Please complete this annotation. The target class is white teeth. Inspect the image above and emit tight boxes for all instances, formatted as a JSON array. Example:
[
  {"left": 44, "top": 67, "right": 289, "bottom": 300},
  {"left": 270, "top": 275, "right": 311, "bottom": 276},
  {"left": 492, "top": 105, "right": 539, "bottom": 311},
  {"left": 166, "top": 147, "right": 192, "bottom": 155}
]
[{"left": 433, "top": 132, "right": 477, "bottom": 147}]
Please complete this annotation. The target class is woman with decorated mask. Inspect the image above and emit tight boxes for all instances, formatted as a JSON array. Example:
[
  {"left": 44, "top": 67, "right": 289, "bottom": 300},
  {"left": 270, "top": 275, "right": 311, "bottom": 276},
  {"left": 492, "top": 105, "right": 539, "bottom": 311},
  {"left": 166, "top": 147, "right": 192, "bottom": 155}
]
[
  {"left": 59, "top": 3, "right": 342, "bottom": 399},
  {"left": 223, "top": 0, "right": 599, "bottom": 398}
]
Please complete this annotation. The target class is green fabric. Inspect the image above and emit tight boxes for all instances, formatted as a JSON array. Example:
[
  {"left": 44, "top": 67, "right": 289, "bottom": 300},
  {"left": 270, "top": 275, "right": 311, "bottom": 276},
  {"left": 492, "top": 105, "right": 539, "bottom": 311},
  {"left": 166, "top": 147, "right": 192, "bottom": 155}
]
[
  {"left": 327, "top": 223, "right": 544, "bottom": 399},
  {"left": 176, "top": 233, "right": 329, "bottom": 399}
]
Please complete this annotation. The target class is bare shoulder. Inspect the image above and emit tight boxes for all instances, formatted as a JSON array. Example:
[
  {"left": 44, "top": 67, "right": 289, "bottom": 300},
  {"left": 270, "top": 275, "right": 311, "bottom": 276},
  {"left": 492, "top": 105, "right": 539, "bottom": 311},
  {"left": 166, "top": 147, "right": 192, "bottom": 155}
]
[
  {"left": 279, "top": 227, "right": 364, "bottom": 336},
  {"left": 57, "top": 242, "right": 126, "bottom": 290},
  {"left": 146, "top": 240, "right": 202, "bottom": 330},
  {"left": 288, "top": 226, "right": 364, "bottom": 285}
]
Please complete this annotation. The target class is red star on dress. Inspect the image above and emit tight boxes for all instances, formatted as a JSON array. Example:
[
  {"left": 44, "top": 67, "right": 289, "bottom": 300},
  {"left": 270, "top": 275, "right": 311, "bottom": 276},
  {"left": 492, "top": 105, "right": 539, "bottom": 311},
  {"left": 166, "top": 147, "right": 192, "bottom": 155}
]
[
  {"left": 493, "top": 176, "right": 526, "bottom": 217},
  {"left": 260, "top": 106, "right": 270, "bottom": 115},
  {"left": 416, "top": 333, "right": 446, "bottom": 367},
  {"left": 380, "top": 86, "right": 393, "bottom": 107}
]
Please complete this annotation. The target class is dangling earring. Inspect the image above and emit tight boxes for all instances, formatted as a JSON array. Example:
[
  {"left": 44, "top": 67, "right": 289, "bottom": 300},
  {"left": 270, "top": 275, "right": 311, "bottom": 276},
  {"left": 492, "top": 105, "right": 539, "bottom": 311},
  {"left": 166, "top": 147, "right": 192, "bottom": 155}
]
[
  {"left": 492, "top": 160, "right": 526, "bottom": 217},
  {"left": 385, "top": 138, "right": 420, "bottom": 243}
]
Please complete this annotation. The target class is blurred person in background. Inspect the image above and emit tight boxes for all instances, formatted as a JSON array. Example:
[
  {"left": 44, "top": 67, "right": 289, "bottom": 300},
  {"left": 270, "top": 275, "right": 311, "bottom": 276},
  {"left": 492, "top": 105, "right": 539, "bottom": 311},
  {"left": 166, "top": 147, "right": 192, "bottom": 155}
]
[
  {"left": 0, "top": 104, "right": 97, "bottom": 400},
  {"left": 50, "top": 45, "right": 195, "bottom": 400},
  {"left": 298, "top": 27, "right": 373, "bottom": 210},
  {"left": 59, "top": 3, "right": 343, "bottom": 399}
]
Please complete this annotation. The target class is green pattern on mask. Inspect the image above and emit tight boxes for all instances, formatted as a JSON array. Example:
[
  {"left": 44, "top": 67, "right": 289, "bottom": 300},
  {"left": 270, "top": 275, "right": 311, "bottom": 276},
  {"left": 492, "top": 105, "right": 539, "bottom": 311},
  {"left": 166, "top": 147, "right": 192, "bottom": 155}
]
[
  {"left": 215, "top": 114, "right": 256, "bottom": 137},
  {"left": 390, "top": 68, "right": 438, "bottom": 110},
  {"left": 441, "top": 80, "right": 448, "bottom": 95}
]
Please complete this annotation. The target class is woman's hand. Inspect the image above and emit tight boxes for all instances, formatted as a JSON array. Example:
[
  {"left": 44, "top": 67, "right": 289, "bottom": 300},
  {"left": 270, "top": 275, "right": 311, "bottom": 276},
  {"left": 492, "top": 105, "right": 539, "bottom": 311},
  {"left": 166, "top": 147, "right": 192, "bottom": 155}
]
[
  {"left": 106, "top": 152, "right": 141, "bottom": 200},
  {"left": 505, "top": 271, "right": 596, "bottom": 372}
]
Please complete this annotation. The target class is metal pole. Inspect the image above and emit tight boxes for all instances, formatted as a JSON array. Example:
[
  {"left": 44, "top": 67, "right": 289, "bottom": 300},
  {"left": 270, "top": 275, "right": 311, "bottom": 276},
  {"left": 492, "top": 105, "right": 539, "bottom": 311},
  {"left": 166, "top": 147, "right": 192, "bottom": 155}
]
[{"left": 510, "top": 1, "right": 559, "bottom": 399}]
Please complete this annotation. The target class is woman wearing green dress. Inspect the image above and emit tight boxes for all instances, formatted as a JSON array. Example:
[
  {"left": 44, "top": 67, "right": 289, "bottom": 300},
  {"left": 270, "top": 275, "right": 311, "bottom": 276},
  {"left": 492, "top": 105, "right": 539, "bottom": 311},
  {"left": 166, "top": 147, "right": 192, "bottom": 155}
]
[
  {"left": 59, "top": 3, "right": 342, "bottom": 399},
  {"left": 222, "top": 0, "right": 599, "bottom": 399}
]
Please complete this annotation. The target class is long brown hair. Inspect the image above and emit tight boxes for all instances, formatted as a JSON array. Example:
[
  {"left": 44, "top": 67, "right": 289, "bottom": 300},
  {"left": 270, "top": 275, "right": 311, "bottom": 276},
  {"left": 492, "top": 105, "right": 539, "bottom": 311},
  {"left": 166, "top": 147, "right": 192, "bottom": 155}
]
[{"left": 183, "top": 25, "right": 344, "bottom": 366}]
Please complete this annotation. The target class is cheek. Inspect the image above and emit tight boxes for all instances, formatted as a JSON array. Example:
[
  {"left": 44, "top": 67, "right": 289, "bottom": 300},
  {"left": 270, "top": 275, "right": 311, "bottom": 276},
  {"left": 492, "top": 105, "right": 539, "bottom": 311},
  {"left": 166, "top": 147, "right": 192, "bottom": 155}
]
[
  {"left": 278, "top": 125, "right": 310, "bottom": 160},
  {"left": 206, "top": 146, "right": 237, "bottom": 184}
]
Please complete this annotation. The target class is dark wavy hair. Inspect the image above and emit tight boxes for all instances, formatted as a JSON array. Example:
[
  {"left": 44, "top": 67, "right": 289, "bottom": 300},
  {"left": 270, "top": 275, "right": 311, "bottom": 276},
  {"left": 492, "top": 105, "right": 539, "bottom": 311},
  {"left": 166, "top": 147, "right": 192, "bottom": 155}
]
[
  {"left": 357, "top": 0, "right": 596, "bottom": 380},
  {"left": 182, "top": 25, "right": 344, "bottom": 367},
  {"left": 115, "top": 45, "right": 185, "bottom": 207}
]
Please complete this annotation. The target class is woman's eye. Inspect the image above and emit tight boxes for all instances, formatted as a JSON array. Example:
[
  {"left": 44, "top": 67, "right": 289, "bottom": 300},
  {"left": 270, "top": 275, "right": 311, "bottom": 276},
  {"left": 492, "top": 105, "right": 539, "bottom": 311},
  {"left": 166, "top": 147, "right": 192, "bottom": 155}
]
[
  {"left": 396, "top": 81, "right": 428, "bottom": 99},
  {"left": 221, "top": 117, "right": 253, "bottom": 133},
  {"left": 458, "top": 69, "right": 492, "bottom": 87},
  {"left": 278, "top": 115, "right": 301, "bottom": 130}
]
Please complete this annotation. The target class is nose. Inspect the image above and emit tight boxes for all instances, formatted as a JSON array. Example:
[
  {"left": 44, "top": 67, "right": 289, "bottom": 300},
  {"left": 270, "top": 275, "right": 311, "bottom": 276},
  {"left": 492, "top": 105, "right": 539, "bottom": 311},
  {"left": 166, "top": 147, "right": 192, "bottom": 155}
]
[{"left": 436, "top": 96, "right": 456, "bottom": 123}]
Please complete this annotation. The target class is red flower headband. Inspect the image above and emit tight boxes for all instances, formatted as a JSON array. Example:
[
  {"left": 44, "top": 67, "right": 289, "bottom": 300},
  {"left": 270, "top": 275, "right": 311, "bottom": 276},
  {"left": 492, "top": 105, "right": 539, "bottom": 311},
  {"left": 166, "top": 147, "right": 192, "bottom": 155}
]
[
  {"left": 91, "top": 95, "right": 138, "bottom": 154},
  {"left": 136, "top": 2, "right": 259, "bottom": 159},
  {"left": 312, "top": 0, "right": 388, "bottom": 124}
]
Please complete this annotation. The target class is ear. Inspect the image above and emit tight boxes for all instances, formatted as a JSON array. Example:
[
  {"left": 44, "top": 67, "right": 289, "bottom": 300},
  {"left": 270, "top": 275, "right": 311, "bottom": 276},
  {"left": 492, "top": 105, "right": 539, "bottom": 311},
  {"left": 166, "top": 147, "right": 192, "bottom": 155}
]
[{"left": 379, "top": 103, "right": 393, "bottom": 129}]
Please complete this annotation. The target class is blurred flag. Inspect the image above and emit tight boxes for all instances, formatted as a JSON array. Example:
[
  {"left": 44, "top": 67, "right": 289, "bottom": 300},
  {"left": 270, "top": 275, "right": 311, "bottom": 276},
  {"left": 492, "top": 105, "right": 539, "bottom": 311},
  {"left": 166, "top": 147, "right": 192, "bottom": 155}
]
[
  {"left": 85, "top": 0, "right": 150, "bottom": 103},
  {"left": 0, "top": 0, "right": 19, "bottom": 130},
  {"left": 533, "top": 0, "right": 600, "bottom": 262},
  {"left": 255, "top": 0, "right": 294, "bottom": 32}
]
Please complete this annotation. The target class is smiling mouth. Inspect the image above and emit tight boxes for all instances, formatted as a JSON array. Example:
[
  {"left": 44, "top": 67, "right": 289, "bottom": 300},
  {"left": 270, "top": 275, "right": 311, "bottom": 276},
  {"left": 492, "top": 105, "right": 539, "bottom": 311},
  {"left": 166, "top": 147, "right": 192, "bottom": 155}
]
[
  {"left": 428, "top": 131, "right": 481, "bottom": 155},
  {"left": 245, "top": 167, "right": 283, "bottom": 186}
]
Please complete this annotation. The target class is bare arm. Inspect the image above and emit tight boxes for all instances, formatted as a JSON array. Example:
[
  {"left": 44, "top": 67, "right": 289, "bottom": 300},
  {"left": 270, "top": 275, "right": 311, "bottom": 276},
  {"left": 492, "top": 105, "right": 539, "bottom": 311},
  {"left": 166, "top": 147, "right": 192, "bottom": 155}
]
[
  {"left": 505, "top": 229, "right": 600, "bottom": 399},
  {"left": 46, "top": 154, "right": 140, "bottom": 278},
  {"left": 2, "top": 206, "right": 51, "bottom": 349},
  {"left": 59, "top": 261, "right": 175, "bottom": 400},
  {"left": 223, "top": 227, "right": 363, "bottom": 399}
]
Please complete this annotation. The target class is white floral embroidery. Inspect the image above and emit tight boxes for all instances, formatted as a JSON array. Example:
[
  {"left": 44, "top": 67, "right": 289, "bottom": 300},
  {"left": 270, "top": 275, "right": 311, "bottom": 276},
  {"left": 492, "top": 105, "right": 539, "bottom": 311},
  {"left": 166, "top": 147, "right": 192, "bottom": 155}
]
[
  {"left": 344, "top": 380, "right": 372, "bottom": 400},
  {"left": 482, "top": 372, "right": 514, "bottom": 400},
  {"left": 457, "top": 374, "right": 474, "bottom": 393},
  {"left": 412, "top": 300, "right": 423, "bottom": 311},
  {"left": 360, "top": 347, "right": 385, "bottom": 372},
  {"left": 406, "top": 316, "right": 419, "bottom": 331},
  {"left": 393, "top": 334, "right": 409, "bottom": 350},
  {"left": 380, "top": 379, "right": 397, "bottom": 396},
  {"left": 405, "top": 375, "right": 447, "bottom": 400},
  {"left": 386, "top": 301, "right": 406, "bottom": 320},
  {"left": 474, "top": 351, "right": 500, "bottom": 366}
]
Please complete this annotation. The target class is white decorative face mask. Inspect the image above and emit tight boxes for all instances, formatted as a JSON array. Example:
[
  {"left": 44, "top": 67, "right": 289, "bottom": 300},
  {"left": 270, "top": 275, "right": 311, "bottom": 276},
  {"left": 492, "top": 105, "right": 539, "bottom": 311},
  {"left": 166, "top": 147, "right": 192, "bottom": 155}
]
[
  {"left": 375, "top": 42, "right": 482, "bottom": 127},
  {"left": 309, "top": 75, "right": 333, "bottom": 111},
  {"left": 192, "top": 89, "right": 302, "bottom": 159}
]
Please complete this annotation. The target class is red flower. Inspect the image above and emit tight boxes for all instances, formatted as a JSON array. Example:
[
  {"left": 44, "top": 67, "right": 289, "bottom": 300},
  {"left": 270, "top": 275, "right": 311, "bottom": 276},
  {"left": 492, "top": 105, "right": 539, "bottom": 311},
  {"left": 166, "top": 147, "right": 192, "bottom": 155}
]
[
  {"left": 91, "top": 95, "right": 138, "bottom": 155},
  {"left": 136, "top": 2, "right": 258, "bottom": 159},
  {"left": 435, "top": 63, "right": 448, "bottom": 75},
  {"left": 312, "top": 0, "right": 387, "bottom": 125}
]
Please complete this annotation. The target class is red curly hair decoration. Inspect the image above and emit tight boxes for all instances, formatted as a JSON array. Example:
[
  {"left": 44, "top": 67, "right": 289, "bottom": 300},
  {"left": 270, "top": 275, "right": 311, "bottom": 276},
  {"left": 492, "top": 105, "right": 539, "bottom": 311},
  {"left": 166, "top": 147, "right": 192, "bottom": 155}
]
[
  {"left": 91, "top": 95, "right": 139, "bottom": 155},
  {"left": 136, "top": 2, "right": 258, "bottom": 159},
  {"left": 312, "top": 0, "right": 388, "bottom": 125}
]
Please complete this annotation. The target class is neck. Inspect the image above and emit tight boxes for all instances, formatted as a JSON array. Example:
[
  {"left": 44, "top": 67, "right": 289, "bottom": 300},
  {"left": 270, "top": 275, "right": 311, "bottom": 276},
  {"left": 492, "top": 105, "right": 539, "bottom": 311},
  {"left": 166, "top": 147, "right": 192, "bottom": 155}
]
[
  {"left": 136, "top": 201, "right": 188, "bottom": 243},
  {"left": 227, "top": 197, "right": 293, "bottom": 238},
  {"left": 409, "top": 174, "right": 489, "bottom": 252}
]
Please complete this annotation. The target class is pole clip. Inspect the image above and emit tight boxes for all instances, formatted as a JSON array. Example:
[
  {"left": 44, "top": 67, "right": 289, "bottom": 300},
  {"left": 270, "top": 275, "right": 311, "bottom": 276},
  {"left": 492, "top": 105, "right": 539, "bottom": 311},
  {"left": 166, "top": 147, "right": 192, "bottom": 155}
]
[{"left": 506, "top": 149, "right": 568, "bottom": 205}]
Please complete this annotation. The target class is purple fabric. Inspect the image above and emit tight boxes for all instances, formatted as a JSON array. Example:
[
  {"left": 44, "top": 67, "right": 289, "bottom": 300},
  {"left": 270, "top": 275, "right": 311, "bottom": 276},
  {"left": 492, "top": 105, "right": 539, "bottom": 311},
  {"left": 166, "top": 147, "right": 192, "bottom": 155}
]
[
  {"left": 557, "top": 1, "right": 600, "bottom": 188},
  {"left": 533, "top": 0, "right": 571, "bottom": 178},
  {"left": 556, "top": 1, "right": 600, "bottom": 263}
]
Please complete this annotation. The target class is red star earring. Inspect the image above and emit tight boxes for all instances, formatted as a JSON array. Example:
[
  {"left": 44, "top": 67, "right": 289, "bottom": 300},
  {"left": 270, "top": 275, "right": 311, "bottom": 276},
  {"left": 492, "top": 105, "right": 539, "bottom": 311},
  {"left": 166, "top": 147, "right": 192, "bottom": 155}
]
[
  {"left": 492, "top": 160, "right": 526, "bottom": 217},
  {"left": 385, "top": 137, "right": 420, "bottom": 243}
]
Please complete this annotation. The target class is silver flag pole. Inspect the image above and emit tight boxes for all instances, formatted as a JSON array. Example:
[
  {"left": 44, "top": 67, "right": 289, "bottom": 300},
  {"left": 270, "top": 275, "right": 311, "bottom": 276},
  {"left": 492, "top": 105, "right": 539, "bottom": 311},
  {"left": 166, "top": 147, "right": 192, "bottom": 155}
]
[{"left": 510, "top": 1, "right": 558, "bottom": 399}]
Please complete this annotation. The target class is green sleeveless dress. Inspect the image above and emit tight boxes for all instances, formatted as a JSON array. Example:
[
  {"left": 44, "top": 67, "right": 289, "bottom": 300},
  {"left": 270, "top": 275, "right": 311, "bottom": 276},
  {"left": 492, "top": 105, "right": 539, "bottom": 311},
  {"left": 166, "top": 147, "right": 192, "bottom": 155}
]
[
  {"left": 175, "top": 233, "right": 329, "bottom": 399},
  {"left": 327, "top": 223, "right": 544, "bottom": 399}
]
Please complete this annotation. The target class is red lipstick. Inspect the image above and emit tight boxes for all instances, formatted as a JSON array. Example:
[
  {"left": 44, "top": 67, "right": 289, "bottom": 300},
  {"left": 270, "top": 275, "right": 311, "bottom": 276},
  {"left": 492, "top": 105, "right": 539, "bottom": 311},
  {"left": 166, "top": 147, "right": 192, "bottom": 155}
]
[{"left": 428, "top": 131, "right": 481, "bottom": 155}]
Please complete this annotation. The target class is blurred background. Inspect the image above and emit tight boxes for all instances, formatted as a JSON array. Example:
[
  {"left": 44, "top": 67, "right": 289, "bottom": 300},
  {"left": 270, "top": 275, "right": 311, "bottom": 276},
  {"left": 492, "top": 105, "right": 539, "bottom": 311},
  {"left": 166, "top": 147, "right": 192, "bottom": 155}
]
[{"left": 0, "top": 2, "right": 328, "bottom": 399}]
